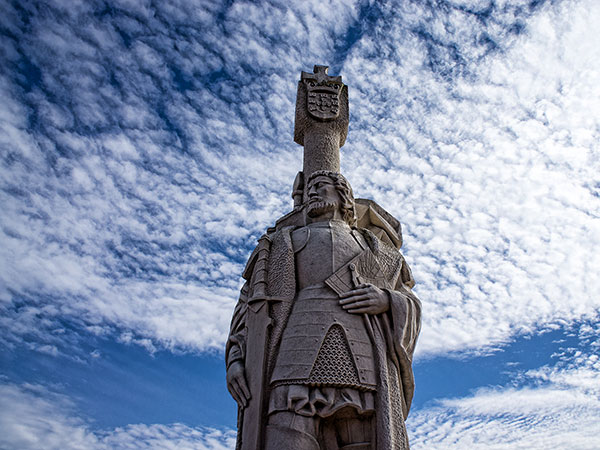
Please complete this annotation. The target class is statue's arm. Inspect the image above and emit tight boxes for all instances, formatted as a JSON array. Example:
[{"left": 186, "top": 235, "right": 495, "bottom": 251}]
[
  {"left": 338, "top": 253, "right": 421, "bottom": 354},
  {"left": 339, "top": 283, "right": 390, "bottom": 314},
  {"left": 338, "top": 280, "right": 421, "bottom": 343},
  {"left": 386, "top": 278, "right": 422, "bottom": 358},
  {"left": 226, "top": 283, "right": 248, "bottom": 368},
  {"left": 226, "top": 241, "right": 261, "bottom": 371},
  {"left": 226, "top": 283, "right": 251, "bottom": 407}
]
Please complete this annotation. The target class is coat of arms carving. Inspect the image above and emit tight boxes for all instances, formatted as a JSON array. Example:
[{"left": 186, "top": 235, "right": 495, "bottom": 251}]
[{"left": 301, "top": 65, "right": 343, "bottom": 121}]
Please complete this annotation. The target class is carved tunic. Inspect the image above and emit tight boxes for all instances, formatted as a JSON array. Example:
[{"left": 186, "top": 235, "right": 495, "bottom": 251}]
[{"left": 270, "top": 220, "right": 377, "bottom": 390}]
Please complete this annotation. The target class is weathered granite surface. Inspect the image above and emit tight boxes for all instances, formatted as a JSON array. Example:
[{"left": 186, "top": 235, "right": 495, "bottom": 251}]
[{"left": 226, "top": 66, "right": 421, "bottom": 450}]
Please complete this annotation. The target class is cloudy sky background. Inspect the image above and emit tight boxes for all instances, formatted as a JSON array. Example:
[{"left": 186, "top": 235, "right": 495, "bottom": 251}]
[{"left": 1, "top": 0, "right": 599, "bottom": 448}]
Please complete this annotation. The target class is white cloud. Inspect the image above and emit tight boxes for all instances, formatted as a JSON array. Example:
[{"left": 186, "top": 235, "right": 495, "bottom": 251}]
[
  {"left": 1, "top": 0, "right": 599, "bottom": 361},
  {"left": 0, "top": 382, "right": 236, "bottom": 450},
  {"left": 101, "top": 424, "right": 235, "bottom": 450},
  {"left": 408, "top": 331, "right": 600, "bottom": 449},
  {"left": 409, "top": 386, "right": 600, "bottom": 450},
  {"left": 341, "top": 0, "right": 600, "bottom": 357}
]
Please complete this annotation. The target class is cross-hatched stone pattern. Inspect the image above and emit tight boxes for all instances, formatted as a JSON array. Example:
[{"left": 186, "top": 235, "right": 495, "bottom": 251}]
[{"left": 306, "top": 324, "right": 362, "bottom": 388}]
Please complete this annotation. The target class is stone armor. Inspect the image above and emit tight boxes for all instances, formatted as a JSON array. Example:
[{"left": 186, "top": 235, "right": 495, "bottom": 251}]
[
  {"left": 270, "top": 220, "right": 377, "bottom": 389},
  {"left": 227, "top": 66, "right": 422, "bottom": 450}
]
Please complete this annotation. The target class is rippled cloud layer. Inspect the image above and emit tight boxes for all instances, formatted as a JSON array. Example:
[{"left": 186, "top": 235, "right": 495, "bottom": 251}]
[{"left": 1, "top": 0, "right": 599, "bottom": 447}]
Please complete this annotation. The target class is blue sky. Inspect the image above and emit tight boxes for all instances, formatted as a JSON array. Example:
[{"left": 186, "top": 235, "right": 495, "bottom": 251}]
[{"left": 1, "top": 0, "right": 599, "bottom": 448}]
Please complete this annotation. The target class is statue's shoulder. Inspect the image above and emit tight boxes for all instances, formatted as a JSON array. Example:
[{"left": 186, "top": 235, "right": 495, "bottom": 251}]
[
  {"left": 355, "top": 198, "right": 403, "bottom": 250},
  {"left": 274, "top": 206, "right": 306, "bottom": 230},
  {"left": 353, "top": 200, "right": 416, "bottom": 287},
  {"left": 242, "top": 241, "right": 262, "bottom": 281},
  {"left": 242, "top": 208, "right": 305, "bottom": 281}
]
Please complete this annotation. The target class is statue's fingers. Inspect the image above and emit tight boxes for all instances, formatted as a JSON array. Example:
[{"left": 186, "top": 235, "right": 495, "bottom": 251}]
[
  {"left": 340, "top": 294, "right": 371, "bottom": 306},
  {"left": 339, "top": 292, "right": 370, "bottom": 304},
  {"left": 234, "top": 381, "right": 249, "bottom": 407},
  {"left": 339, "top": 296, "right": 357, "bottom": 305},
  {"left": 239, "top": 376, "right": 251, "bottom": 402},
  {"left": 339, "top": 287, "right": 370, "bottom": 298},
  {"left": 346, "top": 306, "right": 374, "bottom": 314},
  {"left": 344, "top": 299, "right": 372, "bottom": 310},
  {"left": 228, "top": 382, "right": 242, "bottom": 405}
]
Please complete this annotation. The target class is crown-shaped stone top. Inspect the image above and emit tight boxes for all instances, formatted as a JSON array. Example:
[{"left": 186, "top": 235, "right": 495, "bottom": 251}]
[{"left": 301, "top": 65, "right": 342, "bottom": 87}]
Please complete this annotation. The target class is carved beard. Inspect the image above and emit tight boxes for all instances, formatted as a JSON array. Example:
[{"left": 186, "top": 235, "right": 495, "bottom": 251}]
[{"left": 307, "top": 200, "right": 339, "bottom": 218}]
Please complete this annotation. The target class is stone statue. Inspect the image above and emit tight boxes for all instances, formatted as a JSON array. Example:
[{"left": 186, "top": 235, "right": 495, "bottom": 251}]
[{"left": 226, "top": 66, "right": 421, "bottom": 450}]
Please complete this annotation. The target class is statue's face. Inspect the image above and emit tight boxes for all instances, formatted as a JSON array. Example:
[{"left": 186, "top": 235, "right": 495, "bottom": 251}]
[{"left": 306, "top": 175, "right": 342, "bottom": 219}]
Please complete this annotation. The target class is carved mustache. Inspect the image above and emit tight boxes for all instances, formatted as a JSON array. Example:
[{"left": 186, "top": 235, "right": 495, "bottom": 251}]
[{"left": 306, "top": 200, "right": 338, "bottom": 217}]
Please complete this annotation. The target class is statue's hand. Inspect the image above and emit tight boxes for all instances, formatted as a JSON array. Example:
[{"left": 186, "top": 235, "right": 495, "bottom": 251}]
[
  {"left": 226, "top": 361, "right": 251, "bottom": 408},
  {"left": 339, "top": 283, "right": 390, "bottom": 315}
]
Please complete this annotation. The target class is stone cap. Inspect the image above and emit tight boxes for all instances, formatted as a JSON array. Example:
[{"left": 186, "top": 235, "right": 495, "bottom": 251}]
[{"left": 294, "top": 65, "right": 349, "bottom": 147}]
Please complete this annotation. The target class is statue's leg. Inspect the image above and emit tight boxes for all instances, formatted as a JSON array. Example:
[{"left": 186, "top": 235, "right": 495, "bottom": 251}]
[
  {"left": 320, "top": 407, "right": 375, "bottom": 450},
  {"left": 265, "top": 411, "right": 320, "bottom": 450}
]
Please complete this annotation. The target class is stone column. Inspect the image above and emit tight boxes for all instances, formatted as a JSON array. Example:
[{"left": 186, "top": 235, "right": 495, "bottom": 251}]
[{"left": 294, "top": 65, "right": 349, "bottom": 178}]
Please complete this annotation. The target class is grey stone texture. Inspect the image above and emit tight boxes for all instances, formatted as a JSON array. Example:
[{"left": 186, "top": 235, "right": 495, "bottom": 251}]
[
  {"left": 294, "top": 65, "right": 349, "bottom": 178},
  {"left": 226, "top": 66, "right": 421, "bottom": 450}
]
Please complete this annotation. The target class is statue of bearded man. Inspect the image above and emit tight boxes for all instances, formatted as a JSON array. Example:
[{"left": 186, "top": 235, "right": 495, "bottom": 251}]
[{"left": 226, "top": 170, "right": 421, "bottom": 450}]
